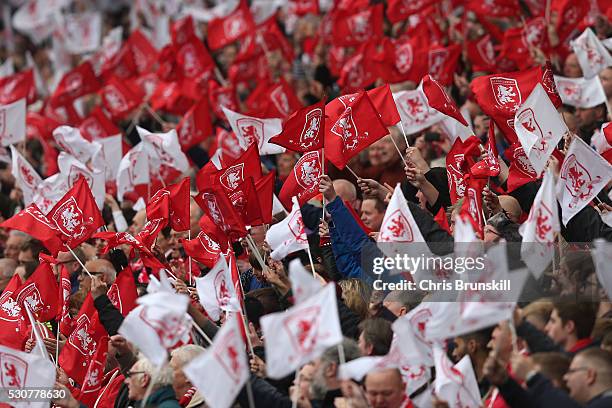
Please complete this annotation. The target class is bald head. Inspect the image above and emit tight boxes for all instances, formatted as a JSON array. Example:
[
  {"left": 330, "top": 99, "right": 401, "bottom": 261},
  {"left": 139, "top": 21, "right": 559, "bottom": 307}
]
[
  {"left": 83, "top": 259, "right": 117, "bottom": 290},
  {"left": 498, "top": 195, "right": 521, "bottom": 223},
  {"left": 364, "top": 368, "right": 405, "bottom": 408},
  {"left": 333, "top": 179, "right": 357, "bottom": 204}
]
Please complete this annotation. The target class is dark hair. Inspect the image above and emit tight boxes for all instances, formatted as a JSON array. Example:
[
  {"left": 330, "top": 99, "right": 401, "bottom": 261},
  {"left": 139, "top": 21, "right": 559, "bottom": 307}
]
[
  {"left": 531, "top": 352, "right": 571, "bottom": 392},
  {"left": 358, "top": 318, "right": 393, "bottom": 356},
  {"left": 20, "top": 239, "right": 48, "bottom": 259},
  {"left": 553, "top": 297, "right": 599, "bottom": 340},
  {"left": 486, "top": 212, "right": 522, "bottom": 242},
  {"left": 362, "top": 196, "right": 387, "bottom": 213},
  {"left": 458, "top": 327, "right": 493, "bottom": 350}
]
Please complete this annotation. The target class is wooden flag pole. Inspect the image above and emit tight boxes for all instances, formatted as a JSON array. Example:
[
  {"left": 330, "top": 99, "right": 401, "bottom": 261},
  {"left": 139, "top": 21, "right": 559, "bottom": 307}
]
[{"left": 66, "top": 245, "right": 93, "bottom": 279}]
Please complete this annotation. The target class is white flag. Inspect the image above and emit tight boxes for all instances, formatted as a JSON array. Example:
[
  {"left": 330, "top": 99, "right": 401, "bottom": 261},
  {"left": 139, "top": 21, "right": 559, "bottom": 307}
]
[
  {"left": 261, "top": 283, "right": 343, "bottom": 379},
  {"left": 434, "top": 347, "right": 481, "bottom": 408},
  {"left": 514, "top": 83, "right": 568, "bottom": 176},
  {"left": 32, "top": 173, "right": 69, "bottom": 215},
  {"left": 592, "top": 239, "right": 612, "bottom": 300},
  {"left": 453, "top": 215, "right": 483, "bottom": 260},
  {"left": 556, "top": 136, "right": 612, "bottom": 225},
  {"left": 592, "top": 123, "right": 612, "bottom": 156},
  {"left": 183, "top": 313, "right": 249, "bottom": 408},
  {"left": 289, "top": 259, "right": 322, "bottom": 304},
  {"left": 0, "top": 98, "right": 26, "bottom": 146},
  {"left": 0, "top": 57, "right": 14, "bottom": 77},
  {"left": 137, "top": 126, "right": 190, "bottom": 173},
  {"left": 62, "top": 12, "right": 102, "bottom": 54},
  {"left": 194, "top": 256, "right": 241, "bottom": 321},
  {"left": 554, "top": 75, "right": 607, "bottom": 108},
  {"left": 57, "top": 152, "right": 106, "bottom": 209},
  {"left": 571, "top": 28, "right": 612, "bottom": 79},
  {"left": 392, "top": 303, "right": 435, "bottom": 367},
  {"left": 221, "top": 106, "right": 285, "bottom": 155},
  {"left": 265, "top": 198, "right": 309, "bottom": 260},
  {"left": 10, "top": 145, "right": 42, "bottom": 206},
  {"left": 393, "top": 86, "right": 443, "bottom": 135},
  {"left": 0, "top": 344, "right": 56, "bottom": 408},
  {"left": 519, "top": 170, "right": 560, "bottom": 278},
  {"left": 53, "top": 126, "right": 101, "bottom": 164},
  {"left": 26, "top": 51, "right": 47, "bottom": 97},
  {"left": 116, "top": 143, "right": 151, "bottom": 202},
  {"left": 439, "top": 114, "right": 474, "bottom": 144},
  {"left": 118, "top": 291, "right": 191, "bottom": 366},
  {"left": 377, "top": 184, "right": 427, "bottom": 265},
  {"left": 91, "top": 134, "right": 123, "bottom": 181}
]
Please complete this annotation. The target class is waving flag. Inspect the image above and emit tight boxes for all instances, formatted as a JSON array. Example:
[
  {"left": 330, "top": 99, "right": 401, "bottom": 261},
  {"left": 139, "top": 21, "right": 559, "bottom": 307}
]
[
  {"left": 53, "top": 125, "right": 102, "bottom": 165},
  {"left": 183, "top": 230, "right": 223, "bottom": 268},
  {"left": 57, "top": 152, "right": 106, "bottom": 210},
  {"left": 427, "top": 44, "right": 461, "bottom": 86},
  {"left": 194, "top": 186, "right": 248, "bottom": 240},
  {"left": 195, "top": 256, "right": 241, "bottom": 321},
  {"left": 289, "top": 259, "right": 322, "bottom": 304},
  {"left": 554, "top": 75, "right": 607, "bottom": 108},
  {"left": 0, "top": 275, "right": 28, "bottom": 349},
  {"left": 177, "top": 98, "right": 213, "bottom": 151},
  {"left": 47, "top": 177, "right": 105, "bottom": 249},
  {"left": 393, "top": 87, "right": 443, "bottom": 136},
  {"left": 514, "top": 84, "right": 569, "bottom": 176},
  {"left": 0, "top": 344, "right": 55, "bottom": 404},
  {"left": 207, "top": 0, "right": 256, "bottom": 50},
  {"left": 261, "top": 284, "right": 343, "bottom": 379},
  {"left": 107, "top": 267, "right": 138, "bottom": 317},
  {"left": 58, "top": 265, "right": 73, "bottom": 336},
  {"left": 116, "top": 143, "right": 150, "bottom": 202},
  {"left": 0, "top": 98, "right": 26, "bottom": 146},
  {"left": 10, "top": 145, "right": 41, "bottom": 206},
  {"left": 0, "top": 70, "right": 35, "bottom": 104},
  {"left": 184, "top": 313, "right": 249, "bottom": 408},
  {"left": 12, "top": 261, "right": 59, "bottom": 322},
  {"left": 278, "top": 150, "right": 323, "bottom": 209},
  {"left": 556, "top": 136, "right": 612, "bottom": 225},
  {"left": 571, "top": 28, "right": 612, "bottom": 79},
  {"left": 331, "top": 4, "right": 383, "bottom": 47},
  {"left": 222, "top": 106, "right": 285, "bottom": 155},
  {"left": 1, "top": 204, "right": 63, "bottom": 255},
  {"left": 50, "top": 61, "right": 101, "bottom": 107},
  {"left": 99, "top": 77, "right": 143, "bottom": 120},
  {"left": 434, "top": 347, "right": 481, "bottom": 408},
  {"left": 422, "top": 75, "right": 468, "bottom": 126},
  {"left": 79, "top": 107, "right": 121, "bottom": 141},
  {"left": 79, "top": 337, "right": 109, "bottom": 408},
  {"left": 93, "top": 231, "right": 166, "bottom": 270},
  {"left": 471, "top": 123, "right": 500, "bottom": 178},
  {"left": 138, "top": 126, "right": 190, "bottom": 178},
  {"left": 270, "top": 100, "right": 325, "bottom": 152},
  {"left": 210, "top": 143, "right": 263, "bottom": 194},
  {"left": 266, "top": 198, "right": 309, "bottom": 260},
  {"left": 459, "top": 176, "right": 487, "bottom": 237}
]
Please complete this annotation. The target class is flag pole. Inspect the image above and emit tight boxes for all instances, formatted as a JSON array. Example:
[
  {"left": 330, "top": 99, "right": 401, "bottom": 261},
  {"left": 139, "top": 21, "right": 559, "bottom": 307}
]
[
  {"left": 55, "top": 322, "right": 60, "bottom": 365},
  {"left": 191, "top": 320, "right": 213, "bottom": 346},
  {"left": 305, "top": 245, "right": 317, "bottom": 276},
  {"left": 345, "top": 164, "right": 359, "bottom": 180},
  {"left": 187, "top": 230, "right": 193, "bottom": 286},
  {"left": 24, "top": 304, "right": 48, "bottom": 359},
  {"left": 388, "top": 134, "right": 409, "bottom": 169},
  {"left": 144, "top": 104, "right": 167, "bottom": 128},
  {"left": 244, "top": 235, "right": 267, "bottom": 273},
  {"left": 398, "top": 122, "right": 410, "bottom": 148},
  {"left": 337, "top": 343, "right": 346, "bottom": 365},
  {"left": 66, "top": 245, "right": 93, "bottom": 279}
]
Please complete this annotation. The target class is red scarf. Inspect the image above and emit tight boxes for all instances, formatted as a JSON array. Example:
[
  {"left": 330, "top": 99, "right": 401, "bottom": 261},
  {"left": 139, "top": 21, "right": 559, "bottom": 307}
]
[{"left": 179, "top": 387, "right": 197, "bottom": 407}]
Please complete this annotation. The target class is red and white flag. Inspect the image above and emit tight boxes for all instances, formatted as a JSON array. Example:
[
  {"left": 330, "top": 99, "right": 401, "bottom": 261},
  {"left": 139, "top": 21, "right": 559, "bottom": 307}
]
[
  {"left": 107, "top": 267, "right": 138, "bottom": 317},
  {"left": 270, "top": 100, "right": 325, "bottom": 152},
  {"left": 99, "top": 77, "right": 143, "bottom": 120},
  {"left": 459, "top": 176, "right": 487, "bottom": 237},
  {"left": 47, "top": 176, "right": 105, "bottom": 249},
  {"left": 0, "top": 344, "right": 56, "bottom": 404},
  {"left": 13, "top": 261, "right": 59, "bottom": 322},
  {"left": 182, "top": 230, "right": 223, "bottom": 268},
  {"left": 183, "top": 313, "right": 249, "bottom": 408},
  {"left": 91, "top": 134, "right": 123, "bottom": 181},
  {"left": 433, "top": 347, "right": 481, "bottom": 408},
  {"left": 79, "top": 336, "right": 109, "bottom": 407},
  {"left": 194, "top": 187, "right": 248, "bottom": 241},
  {"left": 58, "top": 265, "right": 73, "bottom": 336},
  {"left": 177, "top": 98, "right": 213, "bottom": 151},
  {"left": 556, "top": 136, "right": 612, "bottom": 225},
  {"left": 118, "top": 291, "right": 192, "bottom": 366},
  {"left": 377, "top": 184, "right": 426, "bottom": 261},
  {"left": 93, "top": 231, "right": 166, "bottom": 270},
  {"left": 116, "top": 143, "right": 150, "bottom": 202},
  {"left": 261, "top": 283, "right": 343, "bottom": 379},
  {"left": 325, "top": 91, "right": 389, "bottom": 169},
  {"left": 62, "top": 12, "right": 102, "bottom": 54},
  {"left": 79, "top": 106, "right": 121, "bottom": 141},
  {"left": 278, "top": 150, "right": 322, "bottom": 210},
  {"left": 392, "top": 303, "right": 435, "bottom": 367},
  {"left": 331, "top": 4, "right": 383, "bottom": 47},
  {"left": 0, "top": 98, "right": 26, "bottom": 146},
  {"left": 57, "top": 152, "right": 106, "bottom": 209},
  {"left": 470, "top": 122, "right": 500, "bottom": 178},
  {"left": 210, "top": 143, "right": 263, "bottom": 194},
  {"left": 554, "top": 75, "right": 607, "bottom": 108},
  {"left": 194, "top": 256, "right": 241, "bottom": 321},
  {"left": 265, "top": 198, "right": 309, "bottom": 260},
  {"left": 289, "top": 259, "right": 322, "bottom": 304},
  {"left": 514, "top": 83, "right": 569, "bottom": 176},
  {"left": 571, "top": 28, "right": 612, "bottom": 79},
  {"left": 393, "top": 87, "right": 443, "bottom": 136},
  {"left": 222, "top": 106, "right": 285, "bottom": 155},
  {"left": 53, "top": 125, "right": 101, "bottom": 164},
  {"left": 138, "top": 126, "right": 190, "bottom": 176},
  {"left": 0, "top": 70, "right": 35, "bottom": 104},
  {"left": 10, "top": 144, "right": 41, "bottom": 205},
  {"left": 0, "top": 204, "right": 64, "bottom": 255},
  {"left": 520, "top": 170, "right": 559, "bottom": 278},
  {"left": 422, "top": 75, "right": 468, "bottom": 126},
  {"left": 50, "top": 61, "right": 101, "bottom": 107},
  {"left": 207, "top": 0, "right": 256, "bottom": 50}
]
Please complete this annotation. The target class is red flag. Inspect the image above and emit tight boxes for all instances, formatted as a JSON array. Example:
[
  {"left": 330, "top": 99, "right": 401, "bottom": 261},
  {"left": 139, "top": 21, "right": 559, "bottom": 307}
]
[
  {"left": 194, "top": 187, "right": 248, "bottom": 241},
  {"left": 207, "top": 1, "right": 256, "bottom": 51},
  {"left": 79, "top": 107, "right": 121, "bottom": 140},
  {"left": 332, "top": 4, "right": 383, "bottom": 47},
  {"left": 0, "top": 69, "right": 35, "bottom": 104},
  {"left": 459, "top": 176, "right": 487, "bottom": 238},
  {"left": 506, "top": 142, "right": 540, "bottom": 192},
  {"left": 325, "top": 92, "right": 389, "bottom": 169},
  {"left": 59, "top": 295, "right": 107, "bottom": 384},
  {"left": 175, "top": 36, "right": 215, "bottom": 82},
  {"left": 258, "top": 79, "right": 303, "bottom": 118},
  {"left": 254, "top": 171, "right": 275, "bottom": 224},
  {"left": 466, "top": 0, "right": 519, "bottom": 17},
  {"left": 470, "top": 63, "right": 561, "bottom": 145},
  {"left": 422, "top": 75, "right": 468, "bottom": 126},
  {"left": 177, "top": 98, "right": 213, "bottom": 151},
  {"left": 0, "top": 204, "right": 64, "bottom": 255},
  {"left": 47, "top": 176, "right": 105, "bottom": 250},
  {"left": 434, "top": 207, "right": 451, "bottom": 234},
  {"left": 270, "top": 100, "right": 325, "bottom": 152},
  {"left": 227, "top": 177, "right": 263, "bottom": 226},
  {"left": 368, "top": 84, "right": 402, "bottom": 127},
  {"left": 552, "top": 0, "right": 589, "bottom": 42},
  {"left": 208, "top": 80, "right": 238, "bottom": 119},
  {"left": 93, "top": 231, "right": 167, "bottom": 270},
  {"left": 182, "top": 230, "right": 222, "bottom": 268},
  {"left": 427, "top": 44, "right": 461, "bottom": 86},
  {"left": 50, "top": 61, "right": 101, "bottom": 107},
  {"left": 58, "top": 265, "right": 73, "bottom": 337},
  {"left": 146, "top": 189, "right": 170, "bottom": 229},
  {"left": 0, "top": 274, "right": 28, "bottom": 349},
  {"left": 338, "top": 42, "right": 378, "bottom": 92},
  {"left": 386, "top": 0, "right": 439, "bottom": 24},
  {"left": 279, "top": 150, "right": 323, "bottom": 209},
  {"left": 165, "top": 177, "right": 191, "bottom": 232},
  {"left": 99, "top": 77, "right": 144, "bottom": 120},
  {"left": 12, "top": 261, "right": 58, "bottom": 322},
  {"left": 379, "top": 37, "right": 429, "bottom": 84},
  {"left": 101, "top": 42, "right": 138, "bottom": 82},
  {"left": 127, "top": 30, "right": 159, "bottom": 75},
  {"left": 79, "top": 336, "right": 109, "bottom": 408},
  {"left": 107, "top": 267, "right": 138, "bottom": 317},
  {"left": 446, "top": 137, "right": 482, "bottom": 204},
  {"left": 471, "top": 122, "right": 501, "bottom": 178},
  {"left": 149, "top": 81, "right": 193, "bottom": 115},
  {"left": 467, "top": 35, "right": 497, "bottom": 73},
  {"left": 215, "top": 144, "right": 263, "bottom": 194},
  {"left": 171, "top": 15, "right": 196, "bottom": 46}
]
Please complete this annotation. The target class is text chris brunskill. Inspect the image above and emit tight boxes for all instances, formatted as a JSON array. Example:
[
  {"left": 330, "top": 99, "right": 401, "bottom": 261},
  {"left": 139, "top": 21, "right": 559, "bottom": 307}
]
[{"left": 372, "top": 279, "right": 512, "bottom": 292}]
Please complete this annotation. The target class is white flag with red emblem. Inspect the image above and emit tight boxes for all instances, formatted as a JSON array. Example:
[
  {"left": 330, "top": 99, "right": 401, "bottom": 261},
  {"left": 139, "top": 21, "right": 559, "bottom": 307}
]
[
  {"left": 52, "top": 125, "right": 101, "bottom": 165},
  {"left": 554, "top": 75, "right": 607, "bottom": 108},
  {"left": 194, "top": 256, "right": 241, "bottom": 321},
  {"left": 91, "top": 134, "right": 122, "bottom": 181},
  {"left": 261, "top": 283, "right": 343, "bottom": 379},
  {"left": 221, "top": 106, "right": 285, "bottom": 155},
  {"left": 116, "top": 143, "right": 151, "bottom": 202},
  {"left": 266, "top": 198, "right": 309, "bottom": 260},
  {"left": 514, "top": 84, "right": 569, "bottom": 177},
  {"left": 183, "top": 313, "right": 249, "bottom": 408},
  {"left": 519, "top": 170, "right": 560, "bottom": 278},
  {"left": 392, "top": 87, "right": 443, "bottom": 135},
  {"left": 118, "top": 291, "right": 192, "bottom": 366},
  {"left": 137, "top": 127, "right": 190, "bottom": 174},
  {"left": 433, "top": 346, "right": 481, "bottom": 408},
  {"left": 377, "top": 184, "right": 426, "bottom": 264},
  {"left": 289, "top": 259, "right": 322, "bottom": 304},
  {"left": 571, "top": 28, "right": 612, "bottom": 79},
  {"left": 32, "top": 173, "right": 69, "bottom": 215},
  {"left": 57, "top": 152, "right": 106, "bottom": 209},
  {"left": 556, "top": 136, "right": 612, "bottom": 225},
  {"left": 593, "top": 239, "right": 612, "bottom": 300},
  {"left": 0, "top": 344, "right": 56, "bottom": 408},
  {"left": 0, "top": 98, "right": 26, "bottom": 146},
  {"left": 61, "top": 12, "right": 102, "bottom": 54},
  {"left": 10, "top": 145, "right": 42, "bottom": 206},
  {"left": 392, "top": 303, "right": 435, "bottom": 367}
]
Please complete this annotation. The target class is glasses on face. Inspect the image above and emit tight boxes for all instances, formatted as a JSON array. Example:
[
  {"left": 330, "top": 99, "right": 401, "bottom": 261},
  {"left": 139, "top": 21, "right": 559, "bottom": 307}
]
[{"left": 125, "top": 370, "right": 146, "bottom": 378}]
